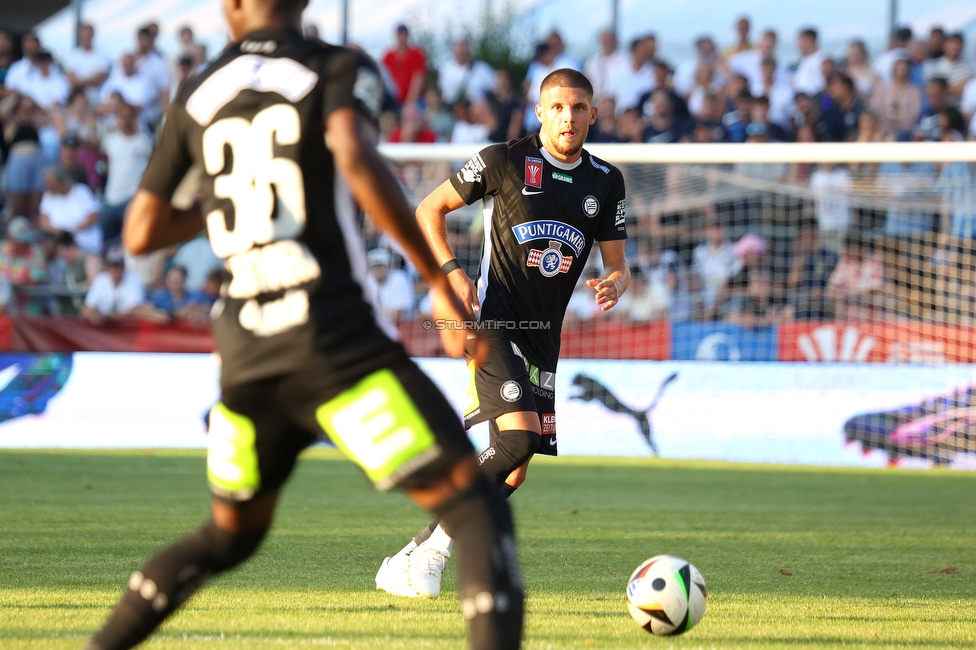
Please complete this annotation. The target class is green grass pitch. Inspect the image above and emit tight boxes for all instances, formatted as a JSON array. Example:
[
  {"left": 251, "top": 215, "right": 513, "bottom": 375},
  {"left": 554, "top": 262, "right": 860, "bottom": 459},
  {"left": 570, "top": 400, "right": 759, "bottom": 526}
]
[{"left": 1, "top": 448, "right": 975, "bottom": 649}]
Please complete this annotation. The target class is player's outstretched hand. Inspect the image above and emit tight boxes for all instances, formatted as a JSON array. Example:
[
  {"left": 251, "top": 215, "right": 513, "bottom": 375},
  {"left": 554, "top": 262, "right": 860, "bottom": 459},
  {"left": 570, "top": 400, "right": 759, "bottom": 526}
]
[
  {"left": 447, "top": 269, "right": 480, "bottom": 319},
  {"left": 587, "top": 277, "right": 621, "bottom": 312},
  {"left": 430, "top": 281, "right": 489, "bottom": 365}
]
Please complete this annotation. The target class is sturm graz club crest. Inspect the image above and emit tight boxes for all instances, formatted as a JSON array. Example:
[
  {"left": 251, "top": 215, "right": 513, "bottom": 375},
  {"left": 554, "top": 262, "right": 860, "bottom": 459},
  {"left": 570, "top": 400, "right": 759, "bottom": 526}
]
[{"left": 527, "top": 240, "right": 573, "bottom": 277}]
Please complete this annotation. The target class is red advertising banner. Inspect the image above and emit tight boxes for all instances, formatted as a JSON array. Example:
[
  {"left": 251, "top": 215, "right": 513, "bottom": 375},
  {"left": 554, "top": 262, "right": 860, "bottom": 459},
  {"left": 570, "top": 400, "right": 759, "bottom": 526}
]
[
  {"left": 2, "top": 317, "right": 214, "bottom": 353},
  {"left": 779, "top": 322, "right": 976, "bottom": 363}
]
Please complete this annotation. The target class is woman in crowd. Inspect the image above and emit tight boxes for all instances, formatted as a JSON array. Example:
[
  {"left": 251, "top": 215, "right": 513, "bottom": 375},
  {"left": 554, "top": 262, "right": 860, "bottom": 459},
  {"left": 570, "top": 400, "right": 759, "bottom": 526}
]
[
  {"left": 1, "top": 94, "right": 47, "bottom": 221},
  {"left": 870, "top": 58, "right": 921, "bottom": 139}
]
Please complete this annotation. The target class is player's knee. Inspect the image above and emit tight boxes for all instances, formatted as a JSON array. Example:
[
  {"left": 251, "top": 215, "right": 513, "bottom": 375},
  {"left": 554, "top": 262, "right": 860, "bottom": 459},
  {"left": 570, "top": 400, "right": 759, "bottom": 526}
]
[
  {"left": 202, "top": 519, "right": 268, "bottom": 570},
  {"left": 479, "top": 429, "right": 539, "bottom": 483}
]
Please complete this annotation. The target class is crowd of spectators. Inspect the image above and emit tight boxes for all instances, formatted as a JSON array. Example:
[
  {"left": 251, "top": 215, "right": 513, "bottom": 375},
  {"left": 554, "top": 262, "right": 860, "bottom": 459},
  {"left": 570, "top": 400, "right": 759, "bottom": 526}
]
[
  {"left": 0, "top": 21, "right": 223, "bottom": 324},
  {"left": 0, "top": 16, "right": 974, "bottom": 329}
]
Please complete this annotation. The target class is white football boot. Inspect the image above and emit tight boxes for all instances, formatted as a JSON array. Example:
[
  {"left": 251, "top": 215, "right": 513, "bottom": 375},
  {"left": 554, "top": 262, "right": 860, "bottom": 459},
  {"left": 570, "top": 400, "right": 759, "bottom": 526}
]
[
  {"left": 375, "top": 547, "right": 419, "bottom": 598},
  {"left": 407, "top": 544, "right": 451, "bottom": 599}
]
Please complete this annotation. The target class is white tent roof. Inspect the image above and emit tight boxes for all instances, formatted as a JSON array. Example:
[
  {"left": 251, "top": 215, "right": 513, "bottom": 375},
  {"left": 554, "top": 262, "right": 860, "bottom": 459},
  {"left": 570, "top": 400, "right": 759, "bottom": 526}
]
[{"left": 36, "top": 0, "right": 976, "bottom": 72}]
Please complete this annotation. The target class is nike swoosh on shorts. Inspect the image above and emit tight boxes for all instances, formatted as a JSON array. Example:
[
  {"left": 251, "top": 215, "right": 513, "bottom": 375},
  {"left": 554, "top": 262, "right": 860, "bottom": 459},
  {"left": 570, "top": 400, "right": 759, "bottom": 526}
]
[{"left": 522, "top": 188, "right": 544, "bottom": 195}]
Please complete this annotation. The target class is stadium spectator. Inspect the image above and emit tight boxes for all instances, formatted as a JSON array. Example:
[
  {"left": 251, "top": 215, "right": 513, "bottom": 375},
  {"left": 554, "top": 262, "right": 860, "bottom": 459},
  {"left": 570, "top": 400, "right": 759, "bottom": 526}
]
[
  {"left": 693, "top": 219, "right": 741, "bottom": 319},
  {"left": 421, "top": 88, "right": 454, "bottom": 141},
  {"left": 588, "top": 96, "right": 621, "bottom": 142},
  {"left": 98, "top": 98, "right": 153, "bottom": 247},
  {"left": 2, "top": 95, "right": 46, "bottom": 220},
  {"left": 723, "top": 15, "right": 753, "bottom": 58},
  {"left": 844, "top": 40, "right": 878, "bottom": 99},
  {"left": 726, "top": 270, "right": 790, "bottom": 327},
  {"left": 616, "top": 266, "right": 672, "bottom": 323},
  {"left": 17, "top": 50, "right": 68, "bottom": 111},
  {"left": 751, "top": 96, "right": 787, "bottom": 141},
  {"left": 99, "top": 54, "right": 153, "bottom": 126},
  {"left": 172, "top": 235, "right": 222, "bottom": 293},
  {"left": 56, "top": 133, "right": 88, "bottom": 189},
  {"left": 690, "top": 117, "right": 725, "bottom": 143},
  {"left": 642, "top": 89, "right": 691, "bottom": 144},
  {"left": 4, "top": 32, "right": 41, "bottom": 95},
  {"left": 793, "top": 28, "right": 827, "bottom": 96},
  {"left": 715, "top": 233, "right": 768, "bottom": 319},
  {"left": 364, "top": 248, "right": 413, "bottom": 323},
  {"left": 907, "top": 39, "right": 929, "bottom": 88},
  {"left": 0, "top": 216, "right": 47, "bottom": 290},
  {"left": 826, "top": 233, "right": 886, "bottom": 321},
  {"left": 917, "top": 77, "right": 949, "bottom": 141},
  {"left": 150, "top": 265, "right": 211, "bottom": 325},
  {"left": 872, "top": 27, "right": 912, "bottom": 83},
  {"left": 870, "top": 58, "right": 922, "bottom": 138},
  {"left": 39, "top": 165, "right": 102, "bottom": 254},
  {"left": 809, "top": 162, "right": 852, "bottom": 253},
  {"left": 381, "top": 24, "right": 427, "bottom": 106},
  {"left": 817, "top": 74, "right": 864, "bottom": 142},
  {"left": 732, "top": 29, "right": 786, "bottom": 93},
  {"left": 178, "top": 26, "right": 207, "bottom": 70},
  {"left": 133, "top": 26, "right": 171, "bottom": 124},
  {"left": 936, "top": 157, "right": 976, "bottom": 238},
  {"left": 928, "top": 27, "right": 946, "bottom": 59},
  {"left": 81, "top": 248, "right": 162, "bottom": 325},
  {"left": 565, "top": 266, "right": 602, "bottom": 321},
  {"left": 387, "top": 102, "right": 437, "bottom": 143},
  {"left": 54, "top": 90, "right": 100, "bottom": 188},
  {"left": 722, "top": 88, "right": 754, "bottom": 143},
  {"left": 49, "top": 231, "right": 101, "bottom": 304},
  {"left": 788, "top": 91, "right": 819, "bottom": 135},
  {"left": 484, "top": 70, "right": 523, "bottom": 142},
  {"left": 876, "top": 156, "right": 937, "bottom": 236},
  {"left": 546, "top": 30, "right": 582, "bottom": 70},
  {"left": 438, "top": 38, "right": 495, "bottom": 105},
  {"left": 64, "top": 24, "right": 110, "bottom": 105},
  {"left": 787, "top": 228, "right": 838, "bottom": 320},
  {"left": 684, "top": 61, "right": 724, "bottom": 118},
  {"left": 615, "top": 107, "right": 645, "bottom": 143},
  {"left": 633, "top": 239, "right": 688, "bottom": 321},
  {"left": 585, "top": 29, "right": 628, "bottom": 100},
  {"left": 449, "top": 99, "right": 491, "bottom": 144},
  {"left": 674, "top": 36, "right": 723, "bottom": 100},
  {"left": 605, "top": 35, "right": 656, "bottom": 116},
  {"left": 199, "top": 269, "right": 227, "bottom": 305},
  {"left": 173, "top": 55, "right": 196, "bottom": 99},
  {"left": 521, "top": 42, "right": 559, "bottom": 133},
  {"left": 924, "top": 33, "right": 970, "bottom": 101}
]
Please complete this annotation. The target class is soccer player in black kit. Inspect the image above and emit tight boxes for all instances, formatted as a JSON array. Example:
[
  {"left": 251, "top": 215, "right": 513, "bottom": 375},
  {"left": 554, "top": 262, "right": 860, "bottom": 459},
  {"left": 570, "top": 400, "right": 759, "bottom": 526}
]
[
  {"left": 375, "top": 68, "right": 629, "bottom": 599},
  {"left": 83, "top": 1, "right": 523, "bottom": 649}
]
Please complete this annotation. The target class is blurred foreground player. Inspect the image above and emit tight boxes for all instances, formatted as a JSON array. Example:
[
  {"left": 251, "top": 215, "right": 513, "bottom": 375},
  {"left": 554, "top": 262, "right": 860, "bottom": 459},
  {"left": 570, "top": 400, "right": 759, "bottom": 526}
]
[
  {"left": 83, "top": 0, "right": 523, "bottom": 648},
  {"left": 376, "top": 69, "right": 629, "bottom": 598}
]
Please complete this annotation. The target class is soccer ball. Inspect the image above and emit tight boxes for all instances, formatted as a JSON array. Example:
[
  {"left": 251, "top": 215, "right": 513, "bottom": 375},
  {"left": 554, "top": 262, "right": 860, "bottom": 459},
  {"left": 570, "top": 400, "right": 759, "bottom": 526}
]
[{"left": 626, "top": 555, "right": 707, "bottom": 636}]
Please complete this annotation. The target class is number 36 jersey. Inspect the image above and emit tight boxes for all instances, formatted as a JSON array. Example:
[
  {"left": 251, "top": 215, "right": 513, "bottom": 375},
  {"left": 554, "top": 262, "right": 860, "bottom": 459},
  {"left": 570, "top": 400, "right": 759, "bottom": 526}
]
[{"left": 140, "top": 29, "right": 392, "bottom": 386}]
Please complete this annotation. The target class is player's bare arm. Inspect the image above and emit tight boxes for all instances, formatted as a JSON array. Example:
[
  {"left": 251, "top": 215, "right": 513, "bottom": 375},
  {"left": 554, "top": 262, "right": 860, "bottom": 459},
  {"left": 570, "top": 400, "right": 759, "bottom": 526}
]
[
  {"left": 416, "top": 180, "right": 481, "bottom": 317},
  {"left": 327, "top": 107, "right": 487, "bottom": 364},
  {"left": 122, "top": 190, "right": 205, "bottom": 255},
  {"left": 587, "top": 239, "right": 630, "bottom": 312}
]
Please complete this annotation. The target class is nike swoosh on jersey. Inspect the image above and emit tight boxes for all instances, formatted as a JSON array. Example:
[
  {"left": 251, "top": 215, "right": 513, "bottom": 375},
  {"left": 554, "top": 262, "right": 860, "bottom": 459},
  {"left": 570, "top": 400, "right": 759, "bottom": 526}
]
[
  {"left": 548, "top": 437, "right": 557, "bottom": 445},
  {"left": 521, "top": 187, "right": 544, "bottom": 195}
]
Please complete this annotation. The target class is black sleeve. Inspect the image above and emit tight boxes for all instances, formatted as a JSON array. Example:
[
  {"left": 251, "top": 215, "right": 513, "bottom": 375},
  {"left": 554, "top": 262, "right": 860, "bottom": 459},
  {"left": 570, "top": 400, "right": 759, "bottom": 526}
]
[
  {"left": 139, "top": 103, "right": 193, "bottom": 201},
  {"left": 596, "top": 167, "right": 627, "bottom": 241},
  {"left": 448, "top": 143, "right": 509, "bottom": 205},
  {"left": 322, "top": 48, "right": 383, "bottom": 127}
]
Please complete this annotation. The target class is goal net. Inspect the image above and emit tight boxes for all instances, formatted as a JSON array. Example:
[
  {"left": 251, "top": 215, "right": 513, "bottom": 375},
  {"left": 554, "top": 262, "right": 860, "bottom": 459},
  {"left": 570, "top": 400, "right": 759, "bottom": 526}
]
[{"left": 377, "top": 142, "right": 976, "bottom": 468}]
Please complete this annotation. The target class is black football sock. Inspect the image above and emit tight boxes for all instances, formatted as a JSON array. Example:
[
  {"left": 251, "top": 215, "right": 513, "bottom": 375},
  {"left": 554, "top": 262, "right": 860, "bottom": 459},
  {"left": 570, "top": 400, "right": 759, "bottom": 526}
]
[
  {"left": 410, "top": 476, "right": 519, "bottom": 548},
  {"left": 86, "top": 520, "right": 266, "bottom": 650},
  {"left": 433, "top": 474, "right": 524, "bottom": 650}
]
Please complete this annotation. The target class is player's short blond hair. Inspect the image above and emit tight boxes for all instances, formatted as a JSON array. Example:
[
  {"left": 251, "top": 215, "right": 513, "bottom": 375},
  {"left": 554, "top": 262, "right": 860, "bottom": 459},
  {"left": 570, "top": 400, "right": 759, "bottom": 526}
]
[{"left": 540, "top": 69, "right": 593, "bottom": 100}]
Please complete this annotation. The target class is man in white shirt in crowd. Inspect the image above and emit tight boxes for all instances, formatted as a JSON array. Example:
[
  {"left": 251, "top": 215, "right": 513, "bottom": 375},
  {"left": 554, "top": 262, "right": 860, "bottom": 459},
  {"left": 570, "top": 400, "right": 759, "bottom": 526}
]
[
  {"left": 13, "top": 50, "right": 68, "bottom": 110},
  {"left": 438, "top": 38, "right": 495, "bottom": 105},
  {"left": 64, "top": 23, "right": 111, "bottom": 105},
  {"left": 172, "top": 235, "right": 223, "bottom": 294},
  {"left": 730, "top": 29, "right": 788, "bottom": 93},
  {"left": 39, "top": 165, "right": 102, "bottom": 254},
  {"left": 605, "top": 34, "right": 657, "bottom": 115},
  {"left": 365, "top": 248, "right": 414, "bottom": 324},
  {"left": 585, "top": 30, "right": 627, "bottom": 100},
  {"left": 925, "top": 32, "right": 971, "bottom": 102},
  {"left": 98, "top": 98, "right": 153, "bottom": 247},
  {"left": 134, "top": 26, "right": 171, "bottom": 126},
  {"left": 792, "top": 28, "right": 827, "bottom": 97},
  {"left": 4, "top": 32, "right": 40, "bottom": 93},
  {"left": 81, "top": 248, "right": 163, "bottom": 325},
  {"left": 872, "top": 27, "right": 912, "bottom": 83},
  {"left": 99, "top": 55, "right": 154, "bottom": 127},
  {"left": 546, "top": 30, "right": 582, "bottom": 70}
]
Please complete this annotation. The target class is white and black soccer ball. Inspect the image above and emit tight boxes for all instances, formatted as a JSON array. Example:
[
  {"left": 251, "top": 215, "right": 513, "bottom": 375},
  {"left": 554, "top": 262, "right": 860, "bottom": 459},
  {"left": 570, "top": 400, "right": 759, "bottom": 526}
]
[{"left": 626, "top": 555, "right": 707, "bottom": 636}]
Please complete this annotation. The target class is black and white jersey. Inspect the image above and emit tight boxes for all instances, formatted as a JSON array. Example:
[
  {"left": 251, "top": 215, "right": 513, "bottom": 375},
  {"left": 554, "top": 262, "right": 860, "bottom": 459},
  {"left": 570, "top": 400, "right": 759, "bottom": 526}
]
[
  {"left": 450, "top": 135, "right": 626, "bottom": 371},
  {"left": 140, "top": 29, "right": 392, "bottom": 386}
]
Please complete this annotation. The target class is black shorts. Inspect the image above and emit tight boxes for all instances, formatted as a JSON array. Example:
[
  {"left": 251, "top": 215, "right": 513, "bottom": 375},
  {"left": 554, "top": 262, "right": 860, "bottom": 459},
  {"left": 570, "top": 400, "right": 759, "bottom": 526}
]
[
  {"left": 463, "top": 331, "right": 558, "bottom": 455},
  {"left": 207, "top": 347, "right": 473, "bottom": 502}
]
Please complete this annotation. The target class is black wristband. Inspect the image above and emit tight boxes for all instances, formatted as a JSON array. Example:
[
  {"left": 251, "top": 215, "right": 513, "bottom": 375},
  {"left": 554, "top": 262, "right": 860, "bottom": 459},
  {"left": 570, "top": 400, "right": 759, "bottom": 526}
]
[{"left": 441, "top": 259, "right": 462, "bottom": 275}]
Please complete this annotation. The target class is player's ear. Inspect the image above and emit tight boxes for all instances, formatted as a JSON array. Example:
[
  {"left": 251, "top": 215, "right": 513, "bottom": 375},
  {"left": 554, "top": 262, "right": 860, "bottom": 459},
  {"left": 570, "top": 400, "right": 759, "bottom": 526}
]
[
  {"left": 535, "top": 103, "right": 543, "bottom": 123},
  {"left": 589, "top": 103, "right": 597, "bottom": 125}
]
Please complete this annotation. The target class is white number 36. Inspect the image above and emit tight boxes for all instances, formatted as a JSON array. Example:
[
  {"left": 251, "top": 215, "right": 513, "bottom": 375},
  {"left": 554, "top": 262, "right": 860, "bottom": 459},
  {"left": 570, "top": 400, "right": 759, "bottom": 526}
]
[{"left": 202, "top": 104, "right": 306, "bottom": 258}]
